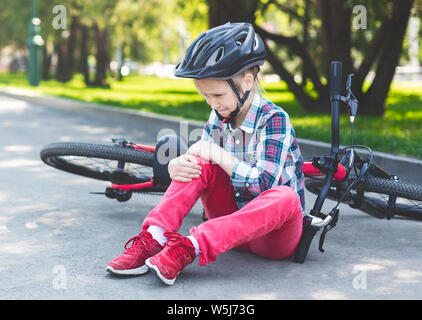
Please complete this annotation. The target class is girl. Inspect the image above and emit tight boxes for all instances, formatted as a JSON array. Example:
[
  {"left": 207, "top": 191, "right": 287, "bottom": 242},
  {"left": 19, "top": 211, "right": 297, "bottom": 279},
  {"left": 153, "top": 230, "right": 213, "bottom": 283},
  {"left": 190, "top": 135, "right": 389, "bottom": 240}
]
[{"left": 106, "top": 22, "right": 305, "bottom": 285}]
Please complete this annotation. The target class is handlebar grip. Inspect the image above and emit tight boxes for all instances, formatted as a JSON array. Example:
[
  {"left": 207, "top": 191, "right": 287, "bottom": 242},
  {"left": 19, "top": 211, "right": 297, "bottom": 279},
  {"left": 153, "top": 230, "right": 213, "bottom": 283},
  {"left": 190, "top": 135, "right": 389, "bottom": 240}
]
[{"left": 330, "top": 61, "right": 342, "bottom": 97}]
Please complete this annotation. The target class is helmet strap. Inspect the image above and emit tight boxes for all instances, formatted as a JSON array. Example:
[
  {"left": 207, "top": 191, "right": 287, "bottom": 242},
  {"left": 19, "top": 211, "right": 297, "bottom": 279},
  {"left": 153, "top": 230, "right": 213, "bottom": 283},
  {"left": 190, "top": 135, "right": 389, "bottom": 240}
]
[{"left": 218, "top": 79, "right": 251, "bottom": 124}]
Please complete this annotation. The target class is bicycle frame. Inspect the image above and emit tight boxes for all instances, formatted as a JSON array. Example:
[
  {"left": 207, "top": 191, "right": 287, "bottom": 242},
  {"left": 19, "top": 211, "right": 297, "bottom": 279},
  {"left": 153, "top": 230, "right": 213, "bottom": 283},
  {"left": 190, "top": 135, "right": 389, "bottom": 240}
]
[{"left": 109, "top": 140, "right": 156, "bottom": 191}]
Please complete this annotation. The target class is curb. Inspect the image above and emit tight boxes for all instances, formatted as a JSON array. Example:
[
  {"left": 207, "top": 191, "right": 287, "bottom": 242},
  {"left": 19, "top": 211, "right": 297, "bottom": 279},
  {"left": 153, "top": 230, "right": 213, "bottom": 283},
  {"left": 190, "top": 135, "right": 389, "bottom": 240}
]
[{"left": 1, "top": 86, "right": 421, "bottom": 184}]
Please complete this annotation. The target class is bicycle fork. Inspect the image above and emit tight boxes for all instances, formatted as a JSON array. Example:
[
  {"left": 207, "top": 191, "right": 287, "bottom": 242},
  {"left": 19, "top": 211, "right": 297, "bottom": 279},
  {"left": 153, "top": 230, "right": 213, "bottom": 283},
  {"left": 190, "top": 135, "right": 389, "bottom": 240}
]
[{"left": 293, "top": 155, "right": 341, "bottom": 263}]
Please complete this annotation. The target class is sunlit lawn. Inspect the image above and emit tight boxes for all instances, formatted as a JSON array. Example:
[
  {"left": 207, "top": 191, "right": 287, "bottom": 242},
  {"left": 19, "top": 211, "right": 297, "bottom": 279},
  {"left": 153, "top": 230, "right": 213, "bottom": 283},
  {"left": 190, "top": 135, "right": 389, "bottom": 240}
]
[{"left": 0, "top": 72, "right": 421, "bottom": 159}]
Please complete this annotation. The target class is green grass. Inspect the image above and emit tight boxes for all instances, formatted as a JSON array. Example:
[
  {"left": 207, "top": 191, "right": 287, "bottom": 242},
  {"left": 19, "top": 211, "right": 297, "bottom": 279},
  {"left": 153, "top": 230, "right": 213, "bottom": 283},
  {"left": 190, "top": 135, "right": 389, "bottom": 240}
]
[
  {"left": 264, "top": 80, "right": 422, "bottom": 160},
  {"left": 1, "top": 72, "right": 421, "bottom": 159},
  {"left": 0, "top": 73, "right": 210, "bottom": 121},
  {"left": 292, "top": 81, "right": 422, "bottom": 160}
]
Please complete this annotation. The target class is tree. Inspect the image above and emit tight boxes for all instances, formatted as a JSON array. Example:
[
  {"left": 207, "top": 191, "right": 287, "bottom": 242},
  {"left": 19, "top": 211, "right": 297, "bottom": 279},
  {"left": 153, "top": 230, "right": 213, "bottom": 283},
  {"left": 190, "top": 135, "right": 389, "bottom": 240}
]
[
  {"left": 207, "top": 0, "right": 415, "bottom": 116},
  {"left": 78, "top": 0, "right": 117, "bottom": 86},
  {"left": 1, "top": 0, "right": 209, "bottom": 85}
]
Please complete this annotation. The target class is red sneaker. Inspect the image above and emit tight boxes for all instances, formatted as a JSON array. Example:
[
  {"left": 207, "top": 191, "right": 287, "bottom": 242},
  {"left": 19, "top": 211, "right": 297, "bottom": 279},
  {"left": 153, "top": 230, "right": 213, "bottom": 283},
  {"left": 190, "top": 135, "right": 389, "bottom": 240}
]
[
  {"left": 145, "top": 232, "right": 196, "bottom": 285},
  {"left": 106, "top": 231, "right": 164, "bottom": 275}
]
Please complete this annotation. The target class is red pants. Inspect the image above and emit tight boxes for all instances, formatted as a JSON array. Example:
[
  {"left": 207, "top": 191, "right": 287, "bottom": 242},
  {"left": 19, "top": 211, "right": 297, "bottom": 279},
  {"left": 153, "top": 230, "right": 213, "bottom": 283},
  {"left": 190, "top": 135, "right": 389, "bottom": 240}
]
[{"left": 142, "top": 157, "right": 303, "bottom": 266}]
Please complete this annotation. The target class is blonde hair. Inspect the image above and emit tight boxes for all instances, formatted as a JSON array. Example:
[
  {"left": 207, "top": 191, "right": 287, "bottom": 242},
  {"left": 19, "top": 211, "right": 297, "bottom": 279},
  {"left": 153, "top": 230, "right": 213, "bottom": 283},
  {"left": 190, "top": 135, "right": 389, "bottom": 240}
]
[
  {"left": 252, "top": 67, "right": 266, "bottom": 96},
  {"left": 233, "top": 66, "right": 266, "bottom": 96}
]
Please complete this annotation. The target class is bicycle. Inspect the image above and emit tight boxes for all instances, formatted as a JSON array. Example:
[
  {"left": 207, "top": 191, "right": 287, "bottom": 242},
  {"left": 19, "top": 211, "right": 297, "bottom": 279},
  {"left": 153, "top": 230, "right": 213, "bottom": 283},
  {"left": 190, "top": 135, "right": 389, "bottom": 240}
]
[
  {"left": 40, "top": 135, "right": 185, "bottom": 201},
  {"left": 39, "top": 61, "right": 422, "bottom": 263},
  {"left": 292, "top": 61, "right": 422, "bottom": 263}
]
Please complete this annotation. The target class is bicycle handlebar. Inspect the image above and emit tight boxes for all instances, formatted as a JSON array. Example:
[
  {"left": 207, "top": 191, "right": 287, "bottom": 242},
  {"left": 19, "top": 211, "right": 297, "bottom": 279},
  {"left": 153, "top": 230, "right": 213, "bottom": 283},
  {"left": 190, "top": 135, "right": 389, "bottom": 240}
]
[
  {"left": 309, "top": 62, "right": 343, "bottom": 217},
  {"left": 293, "top": 61, "right": 344, "bottom": 263},
  {"left": 330, "top": 61, "right": 342, "bottom": 97},
  {"left": 330, "top": 61, "right": 342, "bottom": 153}
]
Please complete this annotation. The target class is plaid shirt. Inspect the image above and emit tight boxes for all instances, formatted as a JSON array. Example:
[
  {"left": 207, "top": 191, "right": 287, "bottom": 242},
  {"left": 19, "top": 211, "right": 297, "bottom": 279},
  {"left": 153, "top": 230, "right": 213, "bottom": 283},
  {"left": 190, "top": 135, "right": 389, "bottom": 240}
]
[{"left": 201, "top": 91, "right": 305, "bottom": 214}]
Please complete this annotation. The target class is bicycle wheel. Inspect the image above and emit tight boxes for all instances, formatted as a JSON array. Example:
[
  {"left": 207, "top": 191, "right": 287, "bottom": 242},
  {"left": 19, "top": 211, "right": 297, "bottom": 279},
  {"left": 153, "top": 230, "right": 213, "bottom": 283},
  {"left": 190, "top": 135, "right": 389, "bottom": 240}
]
[
  {"left": 40, "top": 142, "right": 167, "bottom": 192},
  {"left": 305, "top": 175, "right": 422, "bottom": 220}
]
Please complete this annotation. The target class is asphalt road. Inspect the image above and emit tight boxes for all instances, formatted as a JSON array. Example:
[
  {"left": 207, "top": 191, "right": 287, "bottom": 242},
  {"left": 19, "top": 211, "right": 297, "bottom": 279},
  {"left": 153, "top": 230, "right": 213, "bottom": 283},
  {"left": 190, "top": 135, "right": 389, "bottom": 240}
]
[{"left": 0, "top": 93, "right": 421, "bottom": 300}]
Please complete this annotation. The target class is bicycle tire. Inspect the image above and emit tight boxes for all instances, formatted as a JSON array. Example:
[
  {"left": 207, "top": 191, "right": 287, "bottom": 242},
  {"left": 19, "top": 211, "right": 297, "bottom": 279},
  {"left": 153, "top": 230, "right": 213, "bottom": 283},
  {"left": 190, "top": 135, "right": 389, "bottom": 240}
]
[
  {"left": 305, "top": 175, "right": 422, "bottom": 220},
  {"left": 363, "top": 176, "right": 422, "bottom": 201},
  {"left": 40, "top": 142, "right": 166, "bottom": 192}
]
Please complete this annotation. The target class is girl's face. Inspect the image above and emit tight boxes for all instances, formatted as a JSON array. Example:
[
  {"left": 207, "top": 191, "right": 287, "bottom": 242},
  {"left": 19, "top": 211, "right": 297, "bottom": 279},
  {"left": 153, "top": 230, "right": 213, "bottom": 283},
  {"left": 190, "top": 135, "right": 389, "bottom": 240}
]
[{"left": 194, "top": 78, "right": 238, "bottom": 118}]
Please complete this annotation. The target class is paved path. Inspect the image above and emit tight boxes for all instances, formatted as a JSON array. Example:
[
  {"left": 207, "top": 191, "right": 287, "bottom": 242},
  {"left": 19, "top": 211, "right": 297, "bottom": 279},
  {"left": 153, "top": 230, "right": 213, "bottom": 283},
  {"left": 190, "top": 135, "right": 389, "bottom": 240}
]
[{"left": 0, "top": 93, "right": 421, "bottom": 300}]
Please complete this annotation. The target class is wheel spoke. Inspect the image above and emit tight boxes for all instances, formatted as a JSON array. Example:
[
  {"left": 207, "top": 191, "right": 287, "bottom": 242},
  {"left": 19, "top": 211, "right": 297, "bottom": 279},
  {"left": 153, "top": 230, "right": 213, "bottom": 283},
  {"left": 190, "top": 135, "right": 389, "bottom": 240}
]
[
  {"left": 305, "top": 176, "right": 422, "bottom": 220},
  {"left": 56, "top": 155, "right": 153, "bottom": 181}
]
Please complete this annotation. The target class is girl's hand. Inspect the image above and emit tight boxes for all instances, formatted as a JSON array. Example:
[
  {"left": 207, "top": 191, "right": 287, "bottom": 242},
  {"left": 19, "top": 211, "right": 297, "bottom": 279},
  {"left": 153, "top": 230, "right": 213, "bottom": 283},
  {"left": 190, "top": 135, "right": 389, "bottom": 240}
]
[
  {"left": 168, "top": 153, "right": 202, "bottom": 182},
  {"left": 188, "top": 140, "right": 239, "bottom": 176},
  {"left": 187, "top": 140, "right": 221, "bottom": 163}
]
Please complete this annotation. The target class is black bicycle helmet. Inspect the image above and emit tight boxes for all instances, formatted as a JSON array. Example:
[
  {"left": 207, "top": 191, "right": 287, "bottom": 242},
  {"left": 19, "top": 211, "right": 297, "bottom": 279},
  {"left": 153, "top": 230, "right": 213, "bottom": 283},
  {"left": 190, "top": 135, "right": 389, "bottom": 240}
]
[
  {"left": 174, "top": 22, "right": 266, "bottom": 123},
  {"left": 174, "top": 22, "right": 266, "bottom": 80}
]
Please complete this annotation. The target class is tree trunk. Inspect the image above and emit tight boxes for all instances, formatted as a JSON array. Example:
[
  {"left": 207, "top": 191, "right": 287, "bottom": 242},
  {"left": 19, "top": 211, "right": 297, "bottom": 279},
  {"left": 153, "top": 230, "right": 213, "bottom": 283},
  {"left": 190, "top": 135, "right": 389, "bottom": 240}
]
[
  {"left": 42, "top": 44, "right": 52, "bottom": 80},
  {"left": 117, "top": 46, "right": 125, "bottom": 81},
  {"left": 301, "top": 0, "right": 311, "bottom": 86},
  {"left": 317, "top": 0, "right": 354, "bottom": 96},
  {"left": 93, "top": 23, "right": 109, "bottom": 87},
  {"left": 265, "top": 42, "right": 328, "bottom": 111},
  {"left": 207, "top": 0, "right": 257, "bottom": 27},
  {"left": 254, "top": 24, "right": 328, "bottom": 108},
  {"left": 55, "top": 42, "right": 68, "bottom": 82},
  {"left": 80, "top": 24, "right": 92, "bottom": 86},
  {"left": 360, "top": 0, "right": 414, "bottom": 115},
  {"left": 53, "top": 17, "right": 79, "bottom": 83},
  {"left": 67, "top": 16, "right": 80, "bottom": 79}
]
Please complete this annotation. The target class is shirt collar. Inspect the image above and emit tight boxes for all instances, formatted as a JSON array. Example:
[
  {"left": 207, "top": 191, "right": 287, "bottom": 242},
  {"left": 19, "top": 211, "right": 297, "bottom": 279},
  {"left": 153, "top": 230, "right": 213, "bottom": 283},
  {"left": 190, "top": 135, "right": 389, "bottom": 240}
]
[{"left": 226, "top": 91, "right": 261, "bottom": 134}]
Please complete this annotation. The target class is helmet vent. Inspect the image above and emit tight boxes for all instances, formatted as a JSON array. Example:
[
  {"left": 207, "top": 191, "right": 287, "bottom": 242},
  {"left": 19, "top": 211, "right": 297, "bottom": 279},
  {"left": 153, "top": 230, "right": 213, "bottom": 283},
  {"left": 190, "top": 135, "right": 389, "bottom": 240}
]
[
  {"left": 205, "top": 47, "right": 224, "bottom": 66},
  {"left": 234, "top": 31, "right": 248, "bottom": 46},
  {"left": 253, "top": 35, "right": 259, "bottom": 50}
]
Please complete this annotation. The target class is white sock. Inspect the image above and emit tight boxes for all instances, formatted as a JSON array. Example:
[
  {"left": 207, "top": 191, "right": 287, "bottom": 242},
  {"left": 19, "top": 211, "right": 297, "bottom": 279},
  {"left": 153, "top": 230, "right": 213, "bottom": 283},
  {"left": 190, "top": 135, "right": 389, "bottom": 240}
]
[
  {"left": 187, "top": 235, "right": 200, "bottom": 256},
  {"left": 147, "top": 225, "right": 167, "bottom": 247}
]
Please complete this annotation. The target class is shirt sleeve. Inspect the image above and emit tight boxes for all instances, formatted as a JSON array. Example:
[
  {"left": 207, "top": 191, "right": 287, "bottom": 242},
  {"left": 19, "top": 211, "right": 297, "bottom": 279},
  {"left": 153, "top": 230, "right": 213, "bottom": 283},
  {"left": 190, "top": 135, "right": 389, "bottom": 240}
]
[
  {"left": 230, "top": 112, "right": 293, "bottom": 196},
  {"left": 201, "top": 112, "right": 218, "bottom": 141},
  {"left": 201, "top": 124, "right": 211, "bottom": 142}
]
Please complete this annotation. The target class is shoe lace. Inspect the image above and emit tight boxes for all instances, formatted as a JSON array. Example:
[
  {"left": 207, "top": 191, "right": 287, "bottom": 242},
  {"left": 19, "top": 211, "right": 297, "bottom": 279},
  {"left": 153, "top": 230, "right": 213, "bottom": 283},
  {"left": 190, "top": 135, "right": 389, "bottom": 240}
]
[
  {"left": 163, "top": 232, "right": 195, "bottom": 267},
  {"left": 124, "top": 231, "right": 152, "bottom": 254}
]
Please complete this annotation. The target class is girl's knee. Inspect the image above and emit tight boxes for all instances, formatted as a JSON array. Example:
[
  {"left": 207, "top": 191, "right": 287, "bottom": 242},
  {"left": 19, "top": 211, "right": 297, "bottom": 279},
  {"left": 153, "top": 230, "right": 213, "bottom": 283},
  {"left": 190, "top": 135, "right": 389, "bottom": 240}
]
[
  {"left": 270, "top": 185, "right": 299, "bottom": 199},
  {"left": 194, "top": 155, "right": 214, "bottom": 167},
  {"left": 267, "top": 186, "right": 302, "bottom": 212}
]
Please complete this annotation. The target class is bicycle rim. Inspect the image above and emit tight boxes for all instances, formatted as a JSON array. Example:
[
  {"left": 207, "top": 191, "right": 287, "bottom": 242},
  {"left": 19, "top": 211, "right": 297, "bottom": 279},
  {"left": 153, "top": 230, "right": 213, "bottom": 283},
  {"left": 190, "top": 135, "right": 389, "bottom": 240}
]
[
  {"left": 360, "top": 191, "right": 422, "bottom": 220},
  {"left": 305, "top": 176, "right": 422, "bottom": 220},
  {"left": 362, "top": 175, "right": 422, "bottom": 220},
  {"left": 40, "top": 142, "right": 156, "bottom": 185}
]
